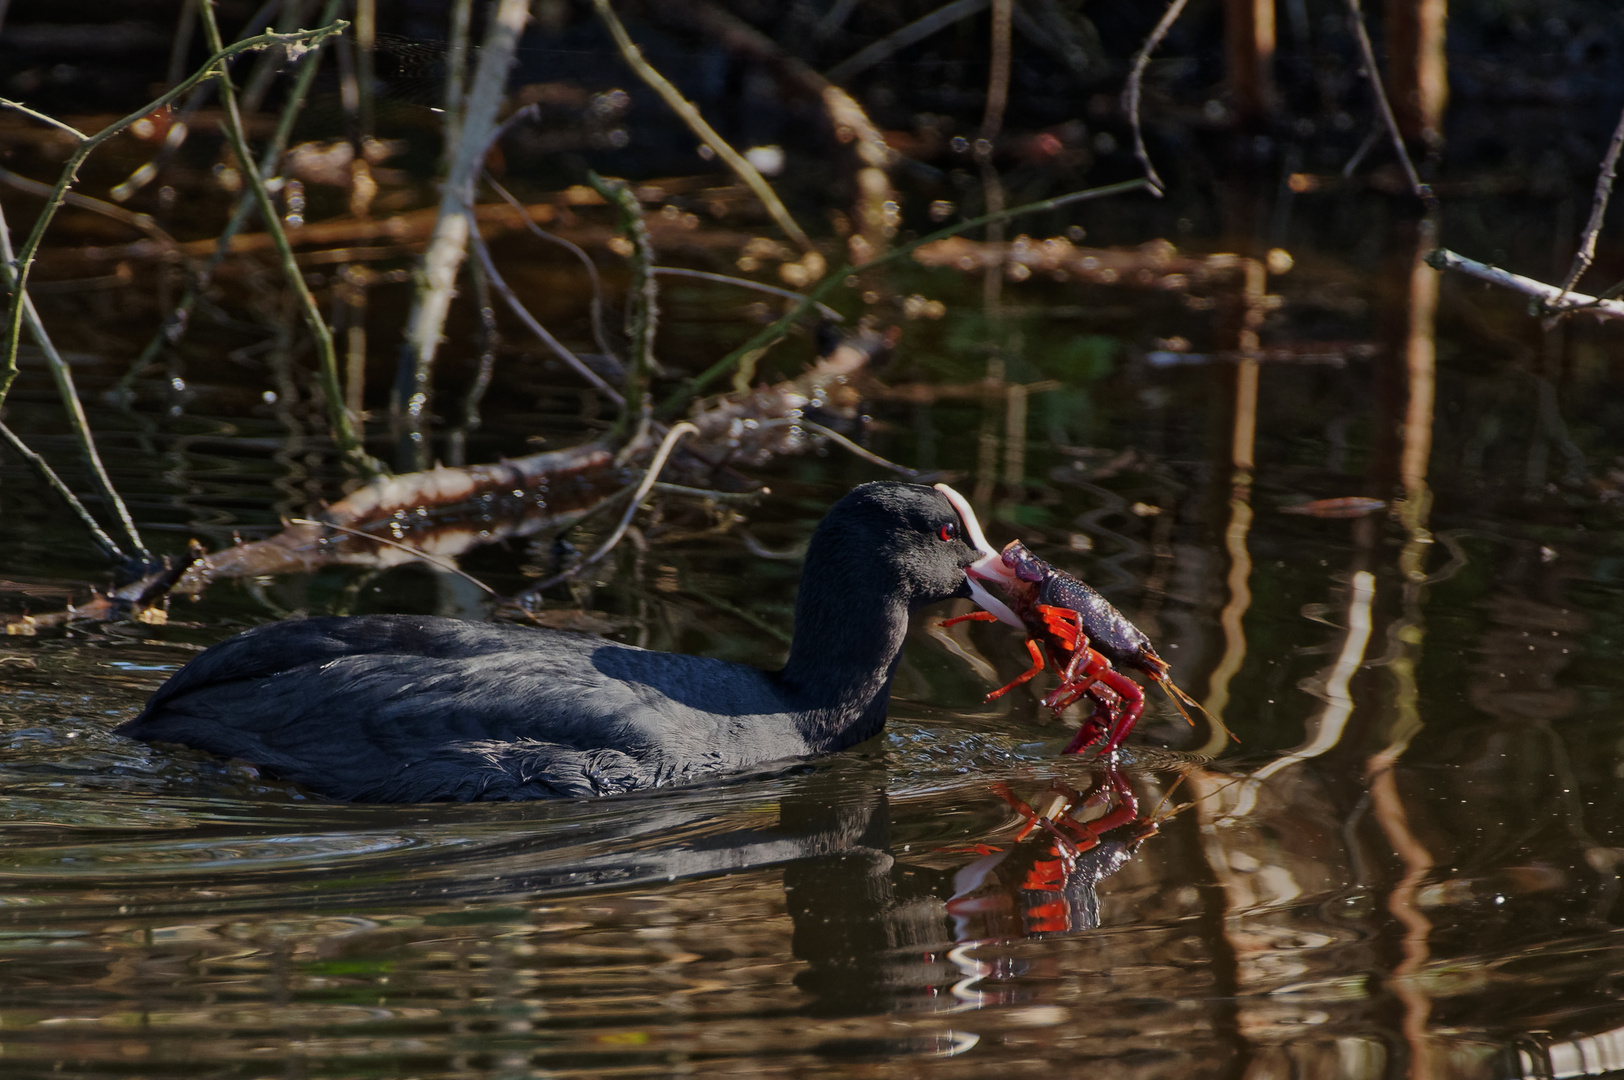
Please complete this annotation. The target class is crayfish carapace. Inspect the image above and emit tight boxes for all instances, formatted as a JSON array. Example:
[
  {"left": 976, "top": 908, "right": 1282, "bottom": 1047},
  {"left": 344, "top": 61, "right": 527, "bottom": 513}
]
[{"left": 933, "top": 486, "right": 1210, "bottom": 755}]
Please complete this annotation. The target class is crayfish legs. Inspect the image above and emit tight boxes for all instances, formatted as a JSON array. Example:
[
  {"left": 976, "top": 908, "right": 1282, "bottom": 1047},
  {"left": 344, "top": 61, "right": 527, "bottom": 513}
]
[{"left": 943, "top": 609, "right": 1135, "bottom": 748}]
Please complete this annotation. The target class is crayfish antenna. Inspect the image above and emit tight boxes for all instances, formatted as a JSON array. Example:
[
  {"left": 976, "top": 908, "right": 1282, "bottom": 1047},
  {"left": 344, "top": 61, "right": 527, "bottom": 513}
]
[{"left": 1146, "top": 664, "right": 1239, "bottom": 744}]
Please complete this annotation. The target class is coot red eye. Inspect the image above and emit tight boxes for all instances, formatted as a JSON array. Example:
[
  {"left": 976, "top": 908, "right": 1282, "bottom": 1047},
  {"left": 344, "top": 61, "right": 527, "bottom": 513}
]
[{"left": 939, "top": 523, "right": 957, "bottom": 541}]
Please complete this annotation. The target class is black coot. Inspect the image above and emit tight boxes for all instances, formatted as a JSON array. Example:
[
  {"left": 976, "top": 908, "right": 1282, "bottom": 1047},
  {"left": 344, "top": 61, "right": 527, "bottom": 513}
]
[{"left": 118, "top": 482, "right": 1010, "bottom": 802}]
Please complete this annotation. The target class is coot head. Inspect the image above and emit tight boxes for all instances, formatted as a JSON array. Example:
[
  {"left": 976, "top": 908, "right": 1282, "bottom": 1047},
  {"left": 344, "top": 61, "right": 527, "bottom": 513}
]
[{"left": 798, "top": 481, "right": 1003, "bottom": 611}]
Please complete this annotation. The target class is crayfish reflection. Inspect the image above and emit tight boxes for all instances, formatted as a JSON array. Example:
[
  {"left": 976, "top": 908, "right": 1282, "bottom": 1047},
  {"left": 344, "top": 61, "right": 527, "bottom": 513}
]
[
  {"left": 786, "top": 765, "right": 1162, "bottom": 1018},
  {"left": 945, "top": 767, "right": 1156, "bottom": 942}
]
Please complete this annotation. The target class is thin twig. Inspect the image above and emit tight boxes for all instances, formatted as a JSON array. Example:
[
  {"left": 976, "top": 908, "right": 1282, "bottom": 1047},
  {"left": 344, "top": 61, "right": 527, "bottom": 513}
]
[
  {"left": 198, "top": 5, "right": 379, "bottom": 475},
  {"left": 1426, "top": 248, "right": 1624, "bottom": 321},
  {"left": 1343, "top": 0, "right": 1436, "bottom": 209},
  {"left": 288, "top": 518, "right": 499, "bottom": 596},
  {"left": 0, "top": 423, "right": 127, "bottom": 562},
  {"left": 466, "top": 222, "right": 626, "bottom": 404},
  {"left": 0, "top": 21, "right": 349, "bottom": 403},
  {"left": 1123, "top": 0, "right": 1189, "bottom": 195},
  {"left": 825, "top": 0, "right": 988, "bottom": 83},
  {"left": 485, "top": 171, "right": 618, "bottom": 362},
  {"left": 0, "top": 167, "right": 180, "bottom": 251},
  {"left": 592, "top": 0, "right": 811, "bottom": 252},
  {"left": 0, "top": 200, "right": 150, "bottom": 560},
  {"left": 515, "top": 421, "right": 699, "bottom": 600},
  {"left": 1556, "top": 100, "right": 1624, "bottom": 302},
  {"left": 659, "top": 177, "right": 1151, "bottom": 414},
  {"left": 652, "top": 267, "right": 843, "bottom": 321},
  {"left": 756, "top": 418, "right": 919, "bottom": 477}
]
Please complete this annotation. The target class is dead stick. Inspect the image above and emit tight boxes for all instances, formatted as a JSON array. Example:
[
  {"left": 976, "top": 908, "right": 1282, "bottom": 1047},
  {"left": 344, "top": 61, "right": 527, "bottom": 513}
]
[
  {"left": 1343, "top": 0, "right": 1436, "bottom": 209},
  {"left": 1123, "top": 0, "right": 1189, "bottom": 196},
  {"left": 1426, "top": 248, "right": 1624, "bottom": 321},
  {"left": 1556, "top": 101, "right": 1624, "bottom": 301},
  {"left": 466, "top": 223, "right": 625, "bottom": 404}
]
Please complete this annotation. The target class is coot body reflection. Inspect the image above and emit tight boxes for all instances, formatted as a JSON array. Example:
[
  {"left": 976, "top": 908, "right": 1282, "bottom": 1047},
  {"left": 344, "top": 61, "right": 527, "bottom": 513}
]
[{"left": 119, "top": 483, "right": 1005, "bottom": 802}]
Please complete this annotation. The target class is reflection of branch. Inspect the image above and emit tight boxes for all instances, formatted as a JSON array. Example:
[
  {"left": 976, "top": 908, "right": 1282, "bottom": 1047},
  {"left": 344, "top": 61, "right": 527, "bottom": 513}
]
[
  {"left": 1426, "top": 248, "right": 1624, "bottom": 321},
  {"left": 290, "top": 518, "right": 499, "bottom": 598},
  {"left": 1343, "top": 0, "right": 1436, "bottom": 209},
  {"left": 1122, "top": 0, "right": 1188, "bottom": 195},
  {"left": 1556, "top": 102, "right": 1624, "bottom": 301},
  {"left": 592, "top": 0, "right": 810, "bottom": 252}
]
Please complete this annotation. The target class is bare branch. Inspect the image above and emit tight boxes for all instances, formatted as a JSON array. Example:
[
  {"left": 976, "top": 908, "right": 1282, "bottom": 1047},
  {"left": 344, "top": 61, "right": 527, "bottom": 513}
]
[
  {"left": 1427, "top": 248, "right": 1624, "bottom": 321},
  {"left": 1343, "top": 0, "right": 1436, "bottom": 209},
  {"left": 1123, "top": 0, "right": 1189, "bottom": 195},
  {"left": 514, "top": 422, "right": 699, "bottom": 601},
  {"left": 466, "top": 222, "right": 627, "bottom": 406},
  {"left": 1556, "top": 100, "right": 1624, "bottom": 301}
]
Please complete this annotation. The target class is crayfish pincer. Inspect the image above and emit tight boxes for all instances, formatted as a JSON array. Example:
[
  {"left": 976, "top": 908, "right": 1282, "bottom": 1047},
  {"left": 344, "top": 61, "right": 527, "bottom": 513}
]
[{"left": 934, "top": 489, "right": 1206, "bottom": 756}]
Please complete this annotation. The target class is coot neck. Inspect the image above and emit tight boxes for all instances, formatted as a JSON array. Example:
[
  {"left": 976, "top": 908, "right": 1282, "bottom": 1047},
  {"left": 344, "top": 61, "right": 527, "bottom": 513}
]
[{"left": 778, "top": 566, "right": 912, "bottom": 752}]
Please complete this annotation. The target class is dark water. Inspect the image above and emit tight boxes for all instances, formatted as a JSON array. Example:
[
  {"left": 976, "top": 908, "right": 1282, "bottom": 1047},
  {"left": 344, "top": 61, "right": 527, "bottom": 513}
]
[
  {"left": 8, "top": 236, "right": 1624, "bottom": 1079},
  {"left": 6, "top": 54, "right": 1624, "bottom": 1074}
]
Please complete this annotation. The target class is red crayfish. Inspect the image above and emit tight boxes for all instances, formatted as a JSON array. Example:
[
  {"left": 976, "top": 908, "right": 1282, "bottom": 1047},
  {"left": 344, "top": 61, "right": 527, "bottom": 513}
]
[{"left": 933, "top": 486, "right": 1205, "bottom": 755}]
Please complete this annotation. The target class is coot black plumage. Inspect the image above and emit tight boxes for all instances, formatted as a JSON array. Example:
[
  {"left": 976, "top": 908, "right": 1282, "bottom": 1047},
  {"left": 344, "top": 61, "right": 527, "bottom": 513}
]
[{"left": 118, "top": 482, "right": 1012, "bottom": 802}]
